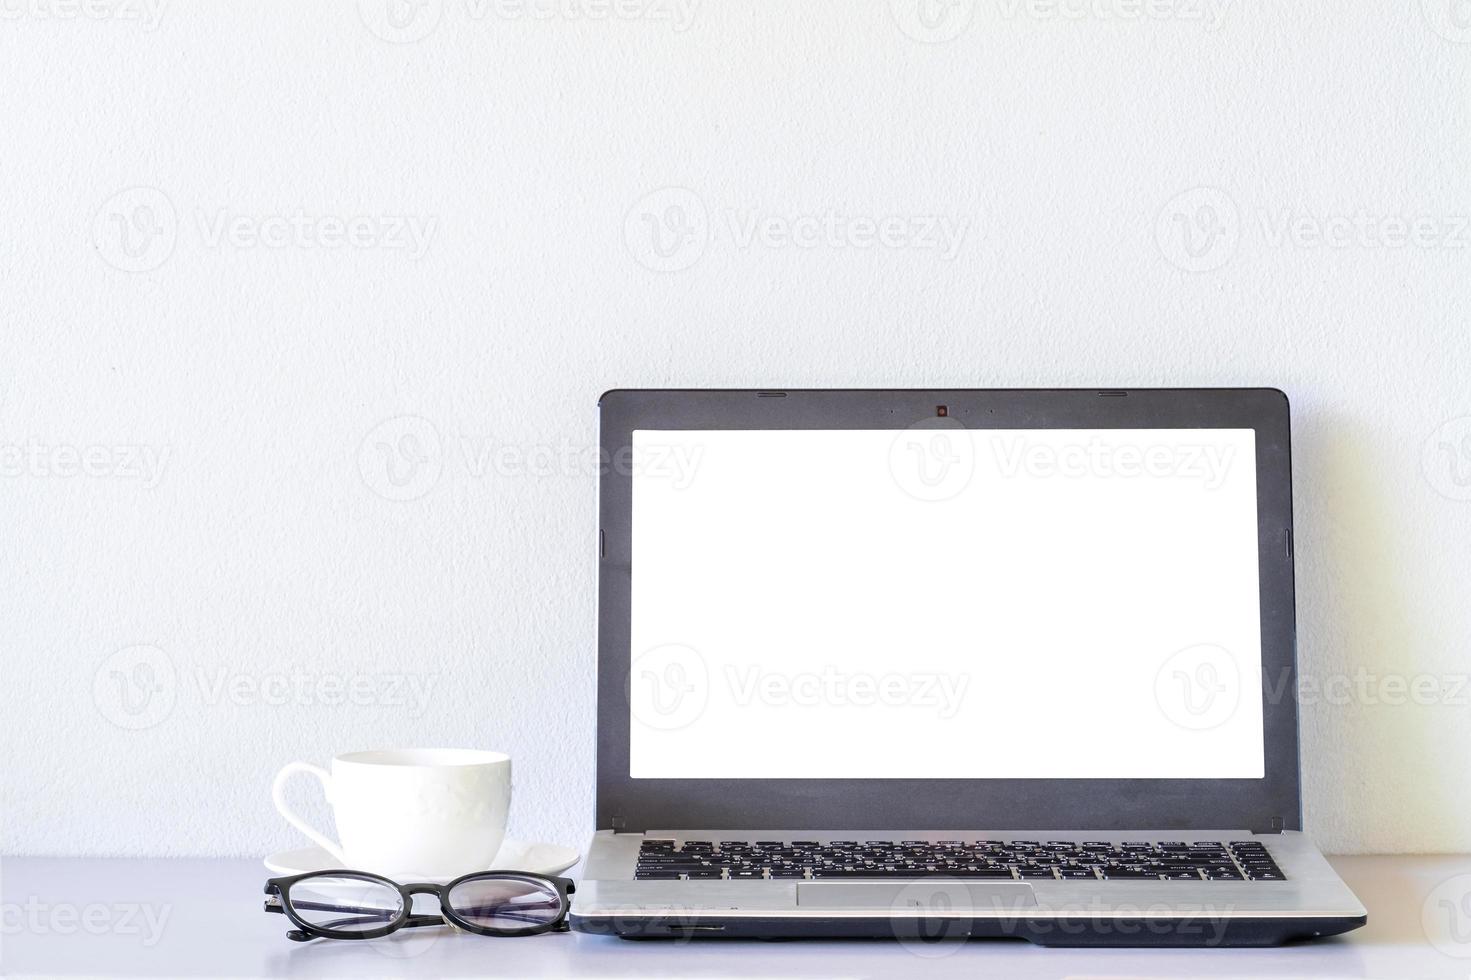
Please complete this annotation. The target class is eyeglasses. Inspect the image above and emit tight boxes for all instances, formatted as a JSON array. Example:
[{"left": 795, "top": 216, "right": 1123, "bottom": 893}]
[{"left": 263, "top": 870, "right": 575, "bottom": 942}]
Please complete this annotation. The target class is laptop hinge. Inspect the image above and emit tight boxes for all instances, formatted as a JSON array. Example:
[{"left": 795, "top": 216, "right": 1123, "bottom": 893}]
[{"left": 610, "top": 814, "right": 630, "bottom": 833}]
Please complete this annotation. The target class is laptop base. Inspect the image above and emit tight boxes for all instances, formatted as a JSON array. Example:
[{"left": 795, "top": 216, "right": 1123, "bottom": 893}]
[{"left": 572, "top": 912, "right": 1367, "bottom": 946}]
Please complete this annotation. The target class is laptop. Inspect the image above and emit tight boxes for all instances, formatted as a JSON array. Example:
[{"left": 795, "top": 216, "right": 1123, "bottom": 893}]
[{"left": 569, "top": 388, "right": 1367, "bottom": 946}]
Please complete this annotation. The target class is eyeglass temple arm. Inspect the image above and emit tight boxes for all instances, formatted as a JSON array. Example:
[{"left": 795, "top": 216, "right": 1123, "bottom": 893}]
[{"left": 282, "top": 914, "right": 447, "bottom": 943}]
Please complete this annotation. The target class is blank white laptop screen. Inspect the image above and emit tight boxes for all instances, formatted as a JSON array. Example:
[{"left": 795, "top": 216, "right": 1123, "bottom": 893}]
[{"left": 628, "top": 428, "right": 1265, "bottom": 780}]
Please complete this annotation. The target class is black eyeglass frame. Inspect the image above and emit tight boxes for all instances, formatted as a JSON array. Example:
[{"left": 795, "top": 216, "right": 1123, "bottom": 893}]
[{"left": 263, "top": 869, "right": 576, "bottom": 942}]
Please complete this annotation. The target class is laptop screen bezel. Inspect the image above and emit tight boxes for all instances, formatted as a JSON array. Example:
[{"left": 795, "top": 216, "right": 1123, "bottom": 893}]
[{"left": 595, "top": 388, "right": 1301, "bottom": 833}]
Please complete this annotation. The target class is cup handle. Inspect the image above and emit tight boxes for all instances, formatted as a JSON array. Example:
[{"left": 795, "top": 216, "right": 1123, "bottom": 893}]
[{"left": 271, "top": 762, "right": 348, "bottom": 865}]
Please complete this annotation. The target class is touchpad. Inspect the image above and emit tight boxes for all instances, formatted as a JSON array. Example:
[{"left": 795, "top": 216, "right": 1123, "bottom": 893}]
[{"left": 796, "top": 881, "right": 1037, "bottom": 911}]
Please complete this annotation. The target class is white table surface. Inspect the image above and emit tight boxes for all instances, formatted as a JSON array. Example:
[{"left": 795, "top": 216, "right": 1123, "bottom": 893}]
[{"left": 3, "top": 854, "right": 1470, "bottom": 978}]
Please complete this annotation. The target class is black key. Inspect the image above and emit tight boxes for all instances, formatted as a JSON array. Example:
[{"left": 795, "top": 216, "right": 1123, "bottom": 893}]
[
  {"left": 682, "top": 869, "right": 723, "bottom": 879},
  {"left": 1018, "top": 868, "right": 1057, "bottom": 879},
  {"left": 1058, "top": 868, "right": 1098, "bottom": 879}
]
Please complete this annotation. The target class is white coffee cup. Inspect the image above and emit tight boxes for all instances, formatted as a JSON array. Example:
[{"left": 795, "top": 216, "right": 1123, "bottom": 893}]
[{"left": 272, "top": 748, "right": 512, "bottom": 879}]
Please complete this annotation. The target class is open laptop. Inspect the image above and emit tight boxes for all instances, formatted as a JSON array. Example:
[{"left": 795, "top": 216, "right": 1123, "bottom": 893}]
[{"left": 569, "top": 388, "right": 1367, "bottom": 946}]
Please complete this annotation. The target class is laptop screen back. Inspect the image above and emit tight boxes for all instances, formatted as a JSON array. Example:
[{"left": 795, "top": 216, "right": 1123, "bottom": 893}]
[{"left": 629, "top": 427, "right": 1264, "bottom": 781}]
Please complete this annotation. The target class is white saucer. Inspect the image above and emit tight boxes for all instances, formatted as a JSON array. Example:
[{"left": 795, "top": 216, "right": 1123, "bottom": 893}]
[{"left": 264, "top": 839, "right": 580, "bottom": 884}]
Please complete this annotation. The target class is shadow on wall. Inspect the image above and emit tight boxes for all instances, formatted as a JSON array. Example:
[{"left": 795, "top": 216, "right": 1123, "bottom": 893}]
[{"left": 1294, "top": 410, "right": 1458, "bottom": 854}]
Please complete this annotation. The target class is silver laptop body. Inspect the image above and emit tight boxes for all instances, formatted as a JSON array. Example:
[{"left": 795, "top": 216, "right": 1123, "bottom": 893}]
[{"left": 570, "top": 388, "right": 1366, "bottom": 946}]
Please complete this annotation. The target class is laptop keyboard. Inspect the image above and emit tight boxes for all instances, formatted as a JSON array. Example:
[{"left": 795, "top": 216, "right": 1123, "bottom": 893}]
[{"left": 634, "top": 839, "right": 1286, "bottom": 882}]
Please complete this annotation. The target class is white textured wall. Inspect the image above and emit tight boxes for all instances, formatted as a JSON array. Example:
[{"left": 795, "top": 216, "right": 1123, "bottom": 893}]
[{"left": 2, "top": 1, "right": 1469, "bottom": 857}]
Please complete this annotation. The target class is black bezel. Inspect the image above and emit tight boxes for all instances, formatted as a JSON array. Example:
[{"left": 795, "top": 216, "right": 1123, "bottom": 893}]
[{"left": 596, "top": 388, "right": 1301, "bottom": 834}]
